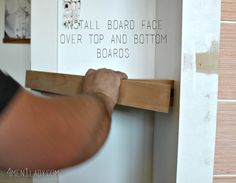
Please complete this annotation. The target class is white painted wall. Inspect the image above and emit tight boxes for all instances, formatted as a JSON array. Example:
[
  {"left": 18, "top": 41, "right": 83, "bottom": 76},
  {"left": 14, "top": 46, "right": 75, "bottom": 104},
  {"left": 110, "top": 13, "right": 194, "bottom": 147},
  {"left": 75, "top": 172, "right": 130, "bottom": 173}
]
[
  {"left": 31, "top": 0, "right": 58, "bottom": 72},
  {"left": 0, "top": 0, "right": 30, "bottom": 86}
]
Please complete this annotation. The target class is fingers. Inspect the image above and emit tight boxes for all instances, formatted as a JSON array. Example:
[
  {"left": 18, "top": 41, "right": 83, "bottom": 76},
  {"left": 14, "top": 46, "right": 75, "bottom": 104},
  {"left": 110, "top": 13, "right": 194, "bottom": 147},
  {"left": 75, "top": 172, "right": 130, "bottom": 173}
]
[
  {"left": 82, "top": 68, "right": 128, "bottom": 111},
  {"left": 85, "top": 68, "right": 128, "bottom": 80},
  {"left": 115, "top": 71, "right": 128, "bottom": 80},
  {"left": 85, "top": 69, "right": 96, "bottom": 76}
]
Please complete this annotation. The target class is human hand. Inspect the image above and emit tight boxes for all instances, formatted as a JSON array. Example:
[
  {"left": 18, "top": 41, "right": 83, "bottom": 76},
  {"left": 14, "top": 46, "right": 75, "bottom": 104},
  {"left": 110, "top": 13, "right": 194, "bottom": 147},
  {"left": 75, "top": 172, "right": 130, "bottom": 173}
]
[{"left": 82, "top": 68, "right": 128, "bottom": 112}]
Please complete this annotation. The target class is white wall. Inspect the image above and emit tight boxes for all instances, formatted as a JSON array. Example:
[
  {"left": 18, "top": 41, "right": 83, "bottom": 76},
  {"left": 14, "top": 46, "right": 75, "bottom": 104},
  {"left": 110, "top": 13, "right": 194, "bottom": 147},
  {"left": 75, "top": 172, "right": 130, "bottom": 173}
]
[
  {"left": 31, "top": 0, "right": 58, "bottom": 72},
  {"left": 0, "top": 0, "right": 30, "bottom": 86}
]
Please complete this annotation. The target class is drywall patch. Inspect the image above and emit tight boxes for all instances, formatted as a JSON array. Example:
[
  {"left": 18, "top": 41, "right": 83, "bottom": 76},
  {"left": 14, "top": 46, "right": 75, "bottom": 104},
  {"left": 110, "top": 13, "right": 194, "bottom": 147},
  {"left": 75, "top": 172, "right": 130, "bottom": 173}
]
[{"left": 196, "top": 41, "right": 219, "bottom": 74}]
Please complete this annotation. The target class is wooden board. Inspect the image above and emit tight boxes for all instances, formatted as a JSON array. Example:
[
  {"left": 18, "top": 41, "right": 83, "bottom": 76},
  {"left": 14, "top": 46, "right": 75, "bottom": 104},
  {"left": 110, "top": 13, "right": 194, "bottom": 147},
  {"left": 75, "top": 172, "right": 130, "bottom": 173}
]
[
  {"left": 214, "top": 176, "right": 236, "bottom": 183},
  {"left": 3, "top": 38, "right": 30, "bottom": 44},
  {"left": 25, "top": 70, "right": 174, "bottom": 113},
  {"left": 218, "top": 23, "right": 236, "bottom": 99},
  {"left": 222, "top": 0, "right": 236, "bottom": 21},
  {"left": 214, "top": 102, "right": 236, "bottom": 175}
]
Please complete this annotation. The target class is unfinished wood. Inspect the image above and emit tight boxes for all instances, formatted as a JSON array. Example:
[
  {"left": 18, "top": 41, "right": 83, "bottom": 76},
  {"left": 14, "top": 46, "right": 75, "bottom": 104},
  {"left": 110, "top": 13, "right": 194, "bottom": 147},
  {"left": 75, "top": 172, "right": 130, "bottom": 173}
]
[
  {"left": 124, "top": 79, "right": 174, "bottom": 106},
  {"left": 214, "top": 176, "right": 236, "bottom": 183},
  {"left": 26, "top": 70, "right": 84, "bottom": 96},
  {"left": 218, "top": 23, "right": 236, "bottom": 99},
  {"left": 25, "top": 70, "right": 173, "bottom": 113},
  {"left": 214, "top": 102, "right": 236, "bottom": 175},
  {"left": 222, "top": 0, "right": 236, "bottom": 21}
]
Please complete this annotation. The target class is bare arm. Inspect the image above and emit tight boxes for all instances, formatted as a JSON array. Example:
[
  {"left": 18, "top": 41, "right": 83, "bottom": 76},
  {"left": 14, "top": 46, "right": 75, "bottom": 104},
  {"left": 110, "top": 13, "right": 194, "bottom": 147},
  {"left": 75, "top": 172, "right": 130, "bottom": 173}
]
[{"left": 0, "top": 69, "right": 127, "bottom": 170}]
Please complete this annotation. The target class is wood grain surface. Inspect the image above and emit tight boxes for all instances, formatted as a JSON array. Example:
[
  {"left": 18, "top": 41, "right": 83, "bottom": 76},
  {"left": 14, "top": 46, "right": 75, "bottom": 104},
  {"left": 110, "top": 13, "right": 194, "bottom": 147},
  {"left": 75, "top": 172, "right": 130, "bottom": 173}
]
[
  {"left": 218, "top": 23, "right": 236, "bottom": 99},
  {"left": 214, "top": 102, "right": 236, "bottom": 175},
  {"left": 222, "top": 0, "right": 236, "bottom": 21},
  {"left": 25, "top": 70, "right": 174, "bottom": 113},
  {"left": 214, "top": 2, "right": 236, "bottom": 181},
  {"left": 214, "top": 176, "right": 236, "bottom": 183}
]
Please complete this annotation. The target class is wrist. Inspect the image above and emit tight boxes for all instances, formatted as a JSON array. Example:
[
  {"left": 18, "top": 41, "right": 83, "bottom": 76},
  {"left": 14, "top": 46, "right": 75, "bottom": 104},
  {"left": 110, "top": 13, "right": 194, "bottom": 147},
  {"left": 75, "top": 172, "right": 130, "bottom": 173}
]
[{"left": 91, "top": 92, "right": 114, "bottom": 115}]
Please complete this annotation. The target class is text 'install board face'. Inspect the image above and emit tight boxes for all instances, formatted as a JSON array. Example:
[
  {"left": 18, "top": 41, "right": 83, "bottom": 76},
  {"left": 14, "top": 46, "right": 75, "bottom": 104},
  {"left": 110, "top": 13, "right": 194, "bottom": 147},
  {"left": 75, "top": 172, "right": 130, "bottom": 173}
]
[
  {"left": 58, "top": 0, "right": 168, "bottom": 78},
  {"left": 57, "top": 0, "right": 167, "bottom": 183}
]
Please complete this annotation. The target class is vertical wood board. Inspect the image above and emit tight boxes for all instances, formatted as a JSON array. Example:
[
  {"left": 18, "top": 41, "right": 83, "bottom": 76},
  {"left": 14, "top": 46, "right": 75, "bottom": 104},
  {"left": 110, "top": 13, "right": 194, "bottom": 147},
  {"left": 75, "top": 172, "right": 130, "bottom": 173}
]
[
  {"left": 218, "top": 23, "right": 236, "bottom": 99},
  {"left": 214, "top": 176, "right": 236, "bottom": 183},
  {"left": 222, "top": 0, "right": 236, "bottom": 21},
  {"left": 214, "top": 102, "right": 236, "bottom": 175}
]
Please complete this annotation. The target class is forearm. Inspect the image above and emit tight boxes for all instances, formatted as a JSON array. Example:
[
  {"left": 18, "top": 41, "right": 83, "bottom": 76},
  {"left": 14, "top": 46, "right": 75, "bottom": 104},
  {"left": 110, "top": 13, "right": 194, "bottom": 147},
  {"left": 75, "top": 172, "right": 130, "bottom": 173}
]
[
  {"left": 75, "top": 93, "right": 112, "bottom": 162},
  {"left": 0, "top": 68, "right": 127, "bottom": 171},
  {"left": 0, "top": 89, "right": 112, "bottom": 170},
  {"left": 49, "top": 92, "right": 112, "bottom": 163}
]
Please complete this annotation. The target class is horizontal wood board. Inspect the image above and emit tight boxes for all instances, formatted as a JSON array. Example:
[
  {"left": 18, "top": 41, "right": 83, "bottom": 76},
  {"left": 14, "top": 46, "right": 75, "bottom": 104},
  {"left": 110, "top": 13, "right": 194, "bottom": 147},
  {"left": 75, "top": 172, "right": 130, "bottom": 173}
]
[{"left": 25, "top": 70, "right": 174, "bottom": 113}]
